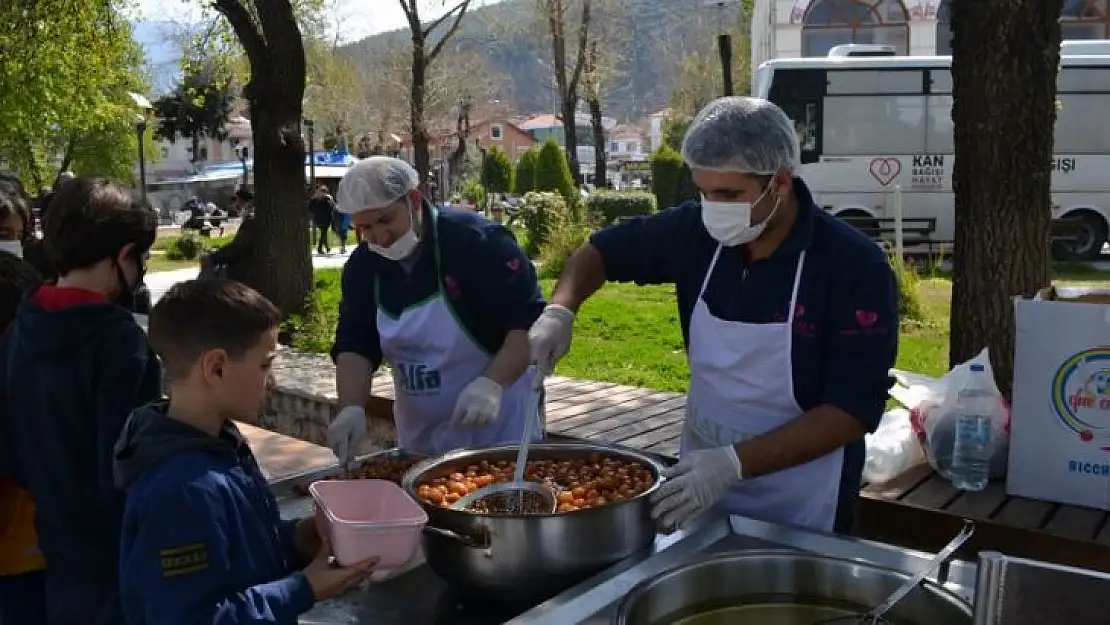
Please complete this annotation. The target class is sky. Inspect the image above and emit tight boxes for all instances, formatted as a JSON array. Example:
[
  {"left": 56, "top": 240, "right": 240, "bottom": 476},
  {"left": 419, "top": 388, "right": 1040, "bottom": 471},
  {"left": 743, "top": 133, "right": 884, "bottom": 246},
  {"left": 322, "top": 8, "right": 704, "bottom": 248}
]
[{"left": 134, "top": 0, "right": 503, "bottom": 42}]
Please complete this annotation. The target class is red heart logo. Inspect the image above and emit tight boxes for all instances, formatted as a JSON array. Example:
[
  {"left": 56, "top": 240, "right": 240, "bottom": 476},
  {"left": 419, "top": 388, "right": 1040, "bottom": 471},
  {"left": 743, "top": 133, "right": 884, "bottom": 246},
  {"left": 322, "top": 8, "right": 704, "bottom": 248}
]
[
  {"left": 856, "top": 310, "right": 879, "bottom": 328},
  {"left": 869, "top": 158, "right": 901, "bottom": 187},
  {"left": 506, "top": 258, "right": 521, "bottom": 272}
]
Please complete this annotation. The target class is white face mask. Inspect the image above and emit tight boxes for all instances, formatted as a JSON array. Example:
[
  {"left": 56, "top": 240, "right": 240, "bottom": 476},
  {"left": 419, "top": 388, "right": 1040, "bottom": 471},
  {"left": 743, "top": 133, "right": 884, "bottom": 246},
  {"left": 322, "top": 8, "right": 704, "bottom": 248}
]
[
  {"left": 367, "top": 201, "right": 420, "bottom": 261},
  {"left": 700, "top": 185, "right": 779, "bottom": 247},
  {"left": 0, "top": 240, "right": 23, "bottom": 259}
]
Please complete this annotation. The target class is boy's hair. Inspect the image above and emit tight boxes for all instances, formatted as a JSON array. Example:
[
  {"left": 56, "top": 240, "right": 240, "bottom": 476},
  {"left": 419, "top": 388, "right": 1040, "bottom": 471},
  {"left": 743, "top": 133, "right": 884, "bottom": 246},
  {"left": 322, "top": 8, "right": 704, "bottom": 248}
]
[
  {"left": 148, "top": 279, "right": 281, "bottom": 380},
  {"left": 0, "top": 253, "right": 41, "bottom": 332},
  {"left": 42, "top": 176, "right": 156, "bottom": 276}
]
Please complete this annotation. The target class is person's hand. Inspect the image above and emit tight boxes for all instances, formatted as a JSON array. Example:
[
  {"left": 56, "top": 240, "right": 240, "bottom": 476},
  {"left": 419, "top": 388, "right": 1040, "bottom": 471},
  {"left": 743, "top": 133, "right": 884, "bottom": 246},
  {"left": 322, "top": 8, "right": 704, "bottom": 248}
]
[
  {"left": 649, "top": 446, "right": 744, "bottom": 530},
  {"left": 527, "top": 305, "right": 576, "bottom": 372},
  {"left": 302, "top": 538, "right": 379, "bottom": 601},
  {"left": 328, "top": 406, "right": 367, "bottom": 463},
  {"left": 292, "top": 518, "right": 322, "bottom": 565},
  {"left": 451, "top": 376, "right": 503, "bottom": 427}
]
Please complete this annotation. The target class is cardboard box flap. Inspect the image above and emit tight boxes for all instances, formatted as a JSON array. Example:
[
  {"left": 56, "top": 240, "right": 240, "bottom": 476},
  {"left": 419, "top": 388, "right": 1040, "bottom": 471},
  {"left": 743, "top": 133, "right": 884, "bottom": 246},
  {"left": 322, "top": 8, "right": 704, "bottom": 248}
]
[{"left": 1034, "top": 285, "right": 1110, "bottom": 305}]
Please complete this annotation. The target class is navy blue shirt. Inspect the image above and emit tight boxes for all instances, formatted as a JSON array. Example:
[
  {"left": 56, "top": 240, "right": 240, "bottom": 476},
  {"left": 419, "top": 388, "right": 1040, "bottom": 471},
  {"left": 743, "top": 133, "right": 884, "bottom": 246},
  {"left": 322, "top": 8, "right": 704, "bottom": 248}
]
[
  {"left": 590, "top": 178, "right": 898, "bottom": 532},
  {"left": 115, "top": 404, "right": 313, "bottom": 624},
  {"left": 331, "top": 204, "right": 545, "bottom": 366}
]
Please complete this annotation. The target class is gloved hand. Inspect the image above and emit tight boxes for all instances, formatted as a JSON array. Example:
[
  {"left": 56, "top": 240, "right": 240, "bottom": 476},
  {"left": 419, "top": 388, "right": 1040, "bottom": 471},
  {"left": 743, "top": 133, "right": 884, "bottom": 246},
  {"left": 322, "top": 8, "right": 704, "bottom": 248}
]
[
  {"left": 527, "top": 305, "right": 576, "bottom": 372},
  {"left": 451, "top": 376, "right": 503, "bottom": 427},
  {"left": 328, "top": 406, "right": 367, "bottom": 462},
  {"left": 649, "top": 446, "right": 744, "bottom": 530}
]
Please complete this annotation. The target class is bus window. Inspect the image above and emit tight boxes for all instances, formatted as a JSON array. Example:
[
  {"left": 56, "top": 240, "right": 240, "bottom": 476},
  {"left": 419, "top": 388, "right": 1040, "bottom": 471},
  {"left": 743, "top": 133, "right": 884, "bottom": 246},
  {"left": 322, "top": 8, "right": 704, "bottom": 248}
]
[
  {"left": 822, "top": 93, "right": 927, "bottom": 155},
  {"left": 768, "top": 69, "right": 826, "bottom": 164},
  {"left": 925, "top": 94, "right": 954, "bottom": 153},
  {"left": 782, "top": 101, "right": 819, "bottom": 156}
]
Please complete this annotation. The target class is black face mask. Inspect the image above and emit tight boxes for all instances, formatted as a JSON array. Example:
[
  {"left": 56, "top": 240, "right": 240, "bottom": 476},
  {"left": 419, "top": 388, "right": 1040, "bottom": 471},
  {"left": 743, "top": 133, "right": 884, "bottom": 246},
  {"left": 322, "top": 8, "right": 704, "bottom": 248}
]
[{"left": 112, "top": 252, "right": 147, "bottom": 310}]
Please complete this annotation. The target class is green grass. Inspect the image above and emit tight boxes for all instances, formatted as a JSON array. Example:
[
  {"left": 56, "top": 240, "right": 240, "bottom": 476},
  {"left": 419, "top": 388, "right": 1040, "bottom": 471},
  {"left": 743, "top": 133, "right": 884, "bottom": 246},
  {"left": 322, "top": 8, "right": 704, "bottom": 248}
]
[{"left": 296, "top": 263, "right": 1110, "bottom": 392}]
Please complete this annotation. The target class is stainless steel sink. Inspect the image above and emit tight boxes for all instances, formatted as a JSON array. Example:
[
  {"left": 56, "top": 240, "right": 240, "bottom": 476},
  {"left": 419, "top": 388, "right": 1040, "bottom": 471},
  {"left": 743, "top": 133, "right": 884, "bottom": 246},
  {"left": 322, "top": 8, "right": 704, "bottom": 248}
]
[
  {"left": 974, "top": 551, "right": 1110, "bottom": 624},
  {"left": 508, "top": 515, "right": 979, "bottom": 625}
]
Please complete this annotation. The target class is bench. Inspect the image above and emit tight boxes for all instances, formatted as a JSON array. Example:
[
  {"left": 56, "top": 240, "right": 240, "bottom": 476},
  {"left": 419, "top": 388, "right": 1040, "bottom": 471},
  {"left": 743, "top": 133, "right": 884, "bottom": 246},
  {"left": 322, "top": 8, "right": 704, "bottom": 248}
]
[{"left": 839, "top": 216, "right": 949, "bottom": 255}]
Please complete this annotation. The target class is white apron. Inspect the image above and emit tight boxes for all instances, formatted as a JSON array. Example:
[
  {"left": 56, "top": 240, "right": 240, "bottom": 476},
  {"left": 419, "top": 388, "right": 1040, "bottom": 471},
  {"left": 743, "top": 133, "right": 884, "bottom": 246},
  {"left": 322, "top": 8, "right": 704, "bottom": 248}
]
[
  {"left": 680, "top": 248, "right": 843, "bottom": 532},
  {"left": 375, "top": 213, "right": 537, "bottom": 455}
]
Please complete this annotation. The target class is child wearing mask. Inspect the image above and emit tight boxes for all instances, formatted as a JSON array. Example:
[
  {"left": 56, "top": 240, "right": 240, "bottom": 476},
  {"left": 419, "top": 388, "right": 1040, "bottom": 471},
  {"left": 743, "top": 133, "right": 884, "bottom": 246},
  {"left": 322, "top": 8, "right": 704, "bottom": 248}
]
[
  {"left": 0, "top": 176, "right": 163, "bottom": 625},
  {"left": 0, "top": 251, "right": 46, "bottom": 624},
  {"left": 116, "top": 279, "right": 378, "bottom": 624}
]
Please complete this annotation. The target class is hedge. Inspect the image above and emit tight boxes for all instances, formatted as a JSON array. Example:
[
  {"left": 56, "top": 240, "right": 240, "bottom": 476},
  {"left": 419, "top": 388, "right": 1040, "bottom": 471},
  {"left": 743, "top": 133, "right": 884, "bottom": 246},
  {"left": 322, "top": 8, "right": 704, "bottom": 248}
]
[{"left": 587, "top": 190, "right": 657, "bottom": 224}]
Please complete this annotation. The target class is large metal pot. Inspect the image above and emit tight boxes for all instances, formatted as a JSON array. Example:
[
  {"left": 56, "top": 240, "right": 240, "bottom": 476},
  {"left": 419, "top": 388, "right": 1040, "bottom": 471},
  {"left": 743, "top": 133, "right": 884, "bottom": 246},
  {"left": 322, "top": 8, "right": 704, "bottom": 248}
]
[
  {"left": 401, "top": 441, "right": 665, "bottom": 600},
  {"left": 614, "top": 550, "right": 973, "bottom": 624}
]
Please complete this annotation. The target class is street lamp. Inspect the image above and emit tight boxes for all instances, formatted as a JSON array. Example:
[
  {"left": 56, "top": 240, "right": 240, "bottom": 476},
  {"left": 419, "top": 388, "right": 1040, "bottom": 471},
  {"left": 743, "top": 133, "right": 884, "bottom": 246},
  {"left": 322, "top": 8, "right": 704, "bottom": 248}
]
[
  {"left": 704, "top": 0, "right": 737, "bottom": 97},
  {"left": 128, "top": 91, "right": 153, "bottom": 204}
]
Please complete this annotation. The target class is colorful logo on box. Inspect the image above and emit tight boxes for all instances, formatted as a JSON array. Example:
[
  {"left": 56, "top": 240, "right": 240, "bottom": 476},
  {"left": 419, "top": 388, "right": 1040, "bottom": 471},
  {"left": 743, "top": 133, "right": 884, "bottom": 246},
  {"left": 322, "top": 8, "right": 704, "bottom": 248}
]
[{"left": 1051, "top": 346, "right": 1110, "bottom": 448}]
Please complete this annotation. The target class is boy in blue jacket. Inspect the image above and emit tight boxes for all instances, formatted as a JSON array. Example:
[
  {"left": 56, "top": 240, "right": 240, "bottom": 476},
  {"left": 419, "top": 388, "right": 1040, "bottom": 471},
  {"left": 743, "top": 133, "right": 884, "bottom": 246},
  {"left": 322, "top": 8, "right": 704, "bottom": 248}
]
[{"left": 114, "top": 279, "right": 379, "bottom": 624}]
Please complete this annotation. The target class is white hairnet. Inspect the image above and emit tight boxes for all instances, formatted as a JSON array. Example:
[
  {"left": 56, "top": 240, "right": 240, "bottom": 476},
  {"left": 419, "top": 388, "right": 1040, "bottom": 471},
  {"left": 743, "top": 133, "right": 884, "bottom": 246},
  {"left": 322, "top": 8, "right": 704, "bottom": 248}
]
[
  {"left": 336, "top": 156, "right": 419, "bottom": 214},
  {"left": 681, "top": 96, "right": 799, "bottom": 174}
]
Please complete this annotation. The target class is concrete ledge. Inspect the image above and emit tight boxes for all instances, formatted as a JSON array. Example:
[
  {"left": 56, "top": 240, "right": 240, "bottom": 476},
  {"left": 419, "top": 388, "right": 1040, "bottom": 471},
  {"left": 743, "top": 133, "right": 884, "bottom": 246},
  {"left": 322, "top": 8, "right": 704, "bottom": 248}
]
[{"left": 264, "top": 348, "right": 398, "bottom": 454}]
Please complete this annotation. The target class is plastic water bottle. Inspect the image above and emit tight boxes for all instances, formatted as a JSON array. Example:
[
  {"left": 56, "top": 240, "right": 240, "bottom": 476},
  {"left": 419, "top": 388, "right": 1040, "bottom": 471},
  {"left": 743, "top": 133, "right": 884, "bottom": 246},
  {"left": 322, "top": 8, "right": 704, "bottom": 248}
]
[{"left": 950, "top": 364, "right": 994, "bottom": 491}]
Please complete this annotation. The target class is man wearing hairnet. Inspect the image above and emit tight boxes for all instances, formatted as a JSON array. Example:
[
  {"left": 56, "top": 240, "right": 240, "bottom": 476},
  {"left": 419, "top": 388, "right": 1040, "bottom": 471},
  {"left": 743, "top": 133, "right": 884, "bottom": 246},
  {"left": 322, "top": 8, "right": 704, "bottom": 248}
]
[
  {"left": 529, "top": 98, "right": 897, "bottom": 534},
  {"left": 327, "top": 156, "right": 545, "bottom": 459}
]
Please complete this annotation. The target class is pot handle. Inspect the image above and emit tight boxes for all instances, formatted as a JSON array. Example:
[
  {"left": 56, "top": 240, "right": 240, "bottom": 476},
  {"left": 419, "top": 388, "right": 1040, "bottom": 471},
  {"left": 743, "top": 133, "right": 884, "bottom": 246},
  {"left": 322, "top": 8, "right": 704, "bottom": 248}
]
[{"left": 422, "top": 525, "right": 491, "bottom": 549}]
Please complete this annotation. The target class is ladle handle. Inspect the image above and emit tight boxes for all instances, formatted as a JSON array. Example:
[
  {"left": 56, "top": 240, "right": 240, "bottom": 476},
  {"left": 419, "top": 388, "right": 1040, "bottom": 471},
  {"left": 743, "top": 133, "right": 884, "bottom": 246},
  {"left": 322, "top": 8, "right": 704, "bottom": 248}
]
[
  {"left": 512, "top": 372, "right": 545, "bottom": 484},
  {"left": 869, "top": 521, "right": 975, "bottom": 620}
]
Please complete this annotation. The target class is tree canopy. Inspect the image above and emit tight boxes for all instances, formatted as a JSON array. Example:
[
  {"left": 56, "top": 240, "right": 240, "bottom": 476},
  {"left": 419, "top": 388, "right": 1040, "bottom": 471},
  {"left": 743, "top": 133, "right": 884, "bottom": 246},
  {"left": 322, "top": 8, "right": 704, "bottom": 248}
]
[{"left": 0, "top": 0, "right": 152, "bottom": 187}]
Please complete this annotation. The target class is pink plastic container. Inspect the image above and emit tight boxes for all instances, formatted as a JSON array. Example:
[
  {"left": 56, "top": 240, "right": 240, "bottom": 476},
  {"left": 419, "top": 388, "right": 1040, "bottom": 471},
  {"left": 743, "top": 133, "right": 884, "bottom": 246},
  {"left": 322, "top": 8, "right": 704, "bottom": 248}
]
[{"left": 309, "top": 479, "right": 428, "bottom": 568}]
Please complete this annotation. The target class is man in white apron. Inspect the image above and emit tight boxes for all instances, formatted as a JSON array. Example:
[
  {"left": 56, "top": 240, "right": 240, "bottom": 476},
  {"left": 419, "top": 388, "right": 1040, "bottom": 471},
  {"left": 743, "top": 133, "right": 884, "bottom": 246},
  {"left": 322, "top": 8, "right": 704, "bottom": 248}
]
[
  {"left": 325, "top": 157, "right": 544, "bottom": 460},
  {"left": 528, "top": 97, "right": 898, "bottom": 534}
]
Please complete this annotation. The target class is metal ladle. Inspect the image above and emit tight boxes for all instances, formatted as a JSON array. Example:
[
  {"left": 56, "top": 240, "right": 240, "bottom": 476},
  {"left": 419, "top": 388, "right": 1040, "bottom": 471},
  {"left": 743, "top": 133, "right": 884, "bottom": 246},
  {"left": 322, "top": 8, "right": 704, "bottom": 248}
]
[
  {"left": 814, "top": 521, "right": 975, "bottom": 624},
  {"left": 451, "top": 373, "right": 556, "bottom": 515}
]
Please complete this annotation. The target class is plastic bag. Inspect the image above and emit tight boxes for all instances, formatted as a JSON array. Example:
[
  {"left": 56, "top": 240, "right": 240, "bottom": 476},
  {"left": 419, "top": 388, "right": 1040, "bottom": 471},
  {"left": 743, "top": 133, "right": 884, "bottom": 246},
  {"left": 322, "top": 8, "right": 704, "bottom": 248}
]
[
  {"left": 863, "top": 408, "right": 927, "bottom": 483},
  {"left": 902, "top": 348, "right": 1012, "bottom": 480}
]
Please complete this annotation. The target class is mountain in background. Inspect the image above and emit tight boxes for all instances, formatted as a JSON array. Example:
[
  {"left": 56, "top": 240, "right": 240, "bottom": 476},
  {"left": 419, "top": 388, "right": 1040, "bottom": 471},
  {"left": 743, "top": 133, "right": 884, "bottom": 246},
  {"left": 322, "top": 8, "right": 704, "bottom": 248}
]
[
  {"left": 133, "top": 0, "right": 730, "bottom": 120},
  {"left": 343, "top": 0, "right": 726, "bottom": 120}
]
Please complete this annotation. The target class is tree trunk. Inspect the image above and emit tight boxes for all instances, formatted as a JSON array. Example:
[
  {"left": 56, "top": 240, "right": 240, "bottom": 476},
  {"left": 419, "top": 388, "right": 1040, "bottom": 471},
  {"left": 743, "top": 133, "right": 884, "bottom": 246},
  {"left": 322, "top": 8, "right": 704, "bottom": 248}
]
[
  {"left": 949, "top": 0, "right": 1062, "bottom": 399},
  {"left": 561, "top": 99, "right": 581, "bottom": 186},
  {"left": 236, "top": 97, "right": 312, "bottom": 316},
  {"left": 588, "top": 95, "right": 605, "bottom": 187},
  {"left": 410, "top": 38, "right": 431, "bottom": 191}
]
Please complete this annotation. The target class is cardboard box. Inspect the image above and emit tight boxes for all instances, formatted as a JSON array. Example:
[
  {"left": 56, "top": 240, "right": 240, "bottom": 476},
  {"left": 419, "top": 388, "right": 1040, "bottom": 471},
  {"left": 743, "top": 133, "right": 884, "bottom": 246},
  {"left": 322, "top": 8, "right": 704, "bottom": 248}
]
[{"left": 1008, "top": 286, "right": 1110, "bottom": 510}]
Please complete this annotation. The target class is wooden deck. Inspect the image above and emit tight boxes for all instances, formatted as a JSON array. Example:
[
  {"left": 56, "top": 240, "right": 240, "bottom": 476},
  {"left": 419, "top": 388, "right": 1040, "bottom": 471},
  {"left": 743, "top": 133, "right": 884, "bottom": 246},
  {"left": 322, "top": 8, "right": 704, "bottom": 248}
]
[{"left": 270, "top": 373, "right": 1110, "bottom": 573}]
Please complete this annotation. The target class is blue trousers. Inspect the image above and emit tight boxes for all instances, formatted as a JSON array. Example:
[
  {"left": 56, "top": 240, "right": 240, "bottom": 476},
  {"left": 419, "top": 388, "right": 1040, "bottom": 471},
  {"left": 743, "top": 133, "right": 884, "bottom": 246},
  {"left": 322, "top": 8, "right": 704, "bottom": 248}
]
[{"left": 0, "top": 569, "right": 47, "bottom": 625}]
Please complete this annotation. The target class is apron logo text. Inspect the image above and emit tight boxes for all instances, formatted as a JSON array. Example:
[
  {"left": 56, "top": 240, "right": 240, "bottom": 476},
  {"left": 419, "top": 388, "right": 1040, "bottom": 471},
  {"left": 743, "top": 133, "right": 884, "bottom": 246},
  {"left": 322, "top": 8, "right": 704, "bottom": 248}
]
[{"left": 396, "top": 362, "right": 443, "bottom": 395}]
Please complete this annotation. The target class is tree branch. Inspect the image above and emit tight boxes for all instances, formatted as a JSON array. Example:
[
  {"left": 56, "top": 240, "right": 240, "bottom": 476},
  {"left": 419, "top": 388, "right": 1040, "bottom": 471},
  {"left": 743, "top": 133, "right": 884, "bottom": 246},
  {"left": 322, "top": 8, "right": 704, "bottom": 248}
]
[
  {"left": 567, "top": 0, "right": 591, "bottom": 95},
  {"left": 398, "top": 0, "right": 419, "bottom": 29},
  {"left": 423, "top": 2, "right": 462, "bottom": 38},
  {"left": 211, "top": 0, "right": 267, "bottom": 70},
  {"left": 427, "top": 0, "right": 472, "bottom": 64}
]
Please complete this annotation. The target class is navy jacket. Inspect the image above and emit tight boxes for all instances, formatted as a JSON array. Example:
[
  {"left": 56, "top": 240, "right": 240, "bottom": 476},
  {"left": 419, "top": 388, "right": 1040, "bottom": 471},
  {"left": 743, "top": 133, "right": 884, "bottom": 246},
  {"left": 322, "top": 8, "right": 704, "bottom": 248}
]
[
  {"left": 115, "top": 403, "right": 314, "bottom": 625},
  {"left": 331, "top": 203, "right": 545, "bottom": 366},
  {"left": 0, "top": 288, "right": 163, "bottom": 580},
  {"left": 590, "top": 178, "right": 899, "bottom": 532}
]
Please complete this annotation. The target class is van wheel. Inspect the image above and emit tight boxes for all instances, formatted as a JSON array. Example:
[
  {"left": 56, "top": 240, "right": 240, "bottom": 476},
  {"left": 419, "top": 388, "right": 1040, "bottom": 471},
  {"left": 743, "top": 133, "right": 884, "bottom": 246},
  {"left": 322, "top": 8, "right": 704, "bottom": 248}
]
[{"left": 1053, "top": 213, "right": 1107, "bottom": 262}]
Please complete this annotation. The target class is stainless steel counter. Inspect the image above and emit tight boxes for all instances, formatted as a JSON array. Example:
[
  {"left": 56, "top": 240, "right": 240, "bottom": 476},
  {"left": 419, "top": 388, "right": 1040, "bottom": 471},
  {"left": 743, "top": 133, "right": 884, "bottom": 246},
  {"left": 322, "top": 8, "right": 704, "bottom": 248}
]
[
  {"left": 277, "top": 465, "right": 978, "bottom": 625},
  {"left": 505, "top": 515, "right": 978, "bottom": 625}
]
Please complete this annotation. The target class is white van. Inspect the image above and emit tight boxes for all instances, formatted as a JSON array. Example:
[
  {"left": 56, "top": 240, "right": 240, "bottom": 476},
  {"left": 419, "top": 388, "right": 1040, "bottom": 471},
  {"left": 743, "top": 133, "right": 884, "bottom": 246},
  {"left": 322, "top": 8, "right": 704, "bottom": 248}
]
[{"left": 754, "top": 41, "right": 1110, "bottom": 260}]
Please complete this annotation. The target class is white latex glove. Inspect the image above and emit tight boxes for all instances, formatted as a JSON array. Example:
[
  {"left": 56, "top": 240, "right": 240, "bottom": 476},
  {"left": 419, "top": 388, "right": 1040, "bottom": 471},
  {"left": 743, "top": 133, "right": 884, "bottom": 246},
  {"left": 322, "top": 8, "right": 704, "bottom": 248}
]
[
  {"left": 527, "top": 305, "right": 576, "bottom": 372},
  {"left": 451, "top": 376, "right": 503, "bottom": 427},
  {"left": 328, "top": 406, "right": 367, "bottom": 463},
  {"left": 649, "top": 446, "right": 744, "bottom": 530}
]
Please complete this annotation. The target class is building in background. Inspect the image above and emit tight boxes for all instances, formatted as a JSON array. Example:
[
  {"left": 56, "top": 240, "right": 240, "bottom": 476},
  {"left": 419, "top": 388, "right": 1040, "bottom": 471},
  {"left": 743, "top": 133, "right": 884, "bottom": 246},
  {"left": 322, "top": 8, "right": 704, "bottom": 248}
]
[
  {"left": 752, "top": 0, "right": 1110, "bottom": 79},
  {"left": 517, "top": 112, "right": 618, "bottom": 177},
  {"left": 149, "top": 113, "right": 253, "bottom": 181}
]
